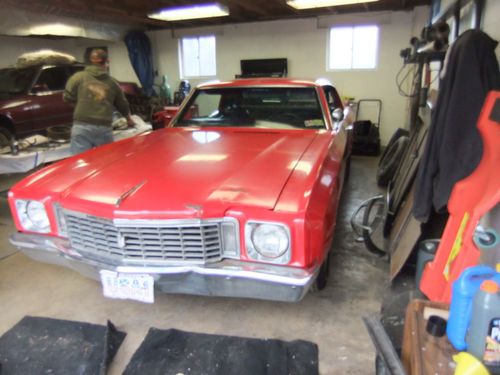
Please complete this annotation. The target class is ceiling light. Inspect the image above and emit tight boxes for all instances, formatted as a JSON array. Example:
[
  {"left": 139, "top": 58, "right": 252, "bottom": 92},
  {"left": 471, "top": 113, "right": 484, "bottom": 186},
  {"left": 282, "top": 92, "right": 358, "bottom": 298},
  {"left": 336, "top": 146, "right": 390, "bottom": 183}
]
[
  {"left": 287, "top": 0, "right": 378, "bottom": 9},
  {"left": 148, "top": 3, "right": 229, "bottom": 21}
]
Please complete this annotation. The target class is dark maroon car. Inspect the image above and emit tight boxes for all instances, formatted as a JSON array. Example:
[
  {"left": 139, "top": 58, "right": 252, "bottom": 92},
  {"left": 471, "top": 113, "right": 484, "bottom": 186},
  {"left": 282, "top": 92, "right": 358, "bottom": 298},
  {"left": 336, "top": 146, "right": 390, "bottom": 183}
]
[
  {"left": 0, "top": 63, "right": 85, "bottom": 147},
  {"left": 0, "top": 64, "right": 144, "bottom": 148}
]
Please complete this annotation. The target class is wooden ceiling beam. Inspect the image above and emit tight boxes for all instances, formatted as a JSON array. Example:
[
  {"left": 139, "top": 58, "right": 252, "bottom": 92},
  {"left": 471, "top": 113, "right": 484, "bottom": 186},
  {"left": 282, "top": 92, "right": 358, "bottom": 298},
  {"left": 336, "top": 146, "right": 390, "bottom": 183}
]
[
  {"left": 225, "top": 0, "right": 269, "bottom": 16},
  {"left": 2, "top": 0, "right": 432, "bottom": 29},
  {"left": 7, "top": 0, "right": 166, "bottom": 27}
]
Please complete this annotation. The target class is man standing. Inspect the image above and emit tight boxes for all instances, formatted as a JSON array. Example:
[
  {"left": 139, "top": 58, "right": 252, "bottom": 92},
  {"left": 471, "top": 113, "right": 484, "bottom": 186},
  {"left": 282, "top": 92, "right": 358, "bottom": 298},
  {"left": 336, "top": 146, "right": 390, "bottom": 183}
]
[{"left": 64, "top": 48, "right": 134, "bottom": 154}]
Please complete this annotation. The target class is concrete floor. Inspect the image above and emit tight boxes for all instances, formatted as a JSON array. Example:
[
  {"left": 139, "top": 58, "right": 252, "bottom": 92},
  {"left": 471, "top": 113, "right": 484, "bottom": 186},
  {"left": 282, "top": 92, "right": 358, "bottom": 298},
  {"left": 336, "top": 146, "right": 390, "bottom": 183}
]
[{"left": 0, "top": 156, "right": 393, "bottom": 375}]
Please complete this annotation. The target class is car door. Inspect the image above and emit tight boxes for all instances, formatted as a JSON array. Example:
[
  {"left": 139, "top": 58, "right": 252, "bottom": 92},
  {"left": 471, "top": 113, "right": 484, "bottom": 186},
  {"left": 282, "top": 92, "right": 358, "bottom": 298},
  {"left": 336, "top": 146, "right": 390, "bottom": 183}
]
[{"left": 26, "top": 66, "right": 74, "bottom": 133}]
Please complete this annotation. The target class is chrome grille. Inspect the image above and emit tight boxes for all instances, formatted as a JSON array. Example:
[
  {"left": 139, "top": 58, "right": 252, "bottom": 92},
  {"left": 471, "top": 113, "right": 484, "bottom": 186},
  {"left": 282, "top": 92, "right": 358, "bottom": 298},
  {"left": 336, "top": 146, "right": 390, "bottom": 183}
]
[{"left": 63, "top": 210, "right": 226, "bottom": 266}]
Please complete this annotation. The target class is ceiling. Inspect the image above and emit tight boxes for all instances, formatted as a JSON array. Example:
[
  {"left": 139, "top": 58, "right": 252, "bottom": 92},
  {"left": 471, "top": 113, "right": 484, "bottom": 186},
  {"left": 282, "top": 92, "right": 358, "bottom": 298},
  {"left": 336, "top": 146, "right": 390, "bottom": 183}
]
[{"left": 4, "top": 0, "right": 430, "bottom": 29}]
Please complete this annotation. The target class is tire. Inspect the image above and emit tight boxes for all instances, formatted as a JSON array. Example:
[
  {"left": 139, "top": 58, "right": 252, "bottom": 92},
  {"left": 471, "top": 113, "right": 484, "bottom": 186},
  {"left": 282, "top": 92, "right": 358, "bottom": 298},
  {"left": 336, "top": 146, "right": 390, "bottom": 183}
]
[
  {"left": 376, "top": 136, "right": 409, "bottom": 187},
  {"left": 310, "top": 252, "right": 331, "bottom": 292},
  {"left": 362, "top": 196, "right": 387, "bottom": 256},
  {"left": 378, "top": 128, "right": 409, "bottom": 167},
  {"left": 344, "top": 154, "right": 351, "bottom": 182},
  {"left": 0, "top": 126, "right": 14, "bottom": 149},
  {"left": 47, "top": 125, "right": 71, "bottom": 142}
]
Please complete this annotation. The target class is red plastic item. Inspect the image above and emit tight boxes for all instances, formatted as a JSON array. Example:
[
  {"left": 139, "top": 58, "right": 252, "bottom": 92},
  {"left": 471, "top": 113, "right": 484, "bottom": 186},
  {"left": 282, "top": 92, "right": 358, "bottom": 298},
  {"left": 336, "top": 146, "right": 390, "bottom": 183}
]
[
  {"left": 153, "top": 106, "right": 181, "bottom": 128},
  {"left": 420, "top": 90, "right": 500, "bottom": 302}
]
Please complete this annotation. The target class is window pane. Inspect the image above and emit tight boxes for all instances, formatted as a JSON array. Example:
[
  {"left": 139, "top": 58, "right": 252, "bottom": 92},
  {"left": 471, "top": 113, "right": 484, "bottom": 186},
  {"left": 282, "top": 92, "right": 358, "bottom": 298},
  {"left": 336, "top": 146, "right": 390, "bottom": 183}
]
[
  {"left": 352, "top": 25, "right": 379, "bottom": 69},
  {"left": 181, "top": 35, "right": 216, "bottom": 78},
  {"left": 36, "top": 67, "right": 67, "bottom": 91},
  {"left": 182, "top": 37, "right": 200, "bottom": 77},
  {"left": 329, "top": 27, "right": 353, "bottom": 70},
  {"left": 199, "top": 36, "right": 216, "bottom": 76}
]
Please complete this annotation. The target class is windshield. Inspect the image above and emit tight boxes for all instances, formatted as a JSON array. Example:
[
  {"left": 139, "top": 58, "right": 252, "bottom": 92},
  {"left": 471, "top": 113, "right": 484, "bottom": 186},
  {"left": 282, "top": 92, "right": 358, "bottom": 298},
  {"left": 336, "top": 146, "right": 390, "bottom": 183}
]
[
  {"left": 175, "top": 86, "right": 326, "bottom": 129},
  {"left": 0, "top": 67, "right": 38, "bottom": 95}
]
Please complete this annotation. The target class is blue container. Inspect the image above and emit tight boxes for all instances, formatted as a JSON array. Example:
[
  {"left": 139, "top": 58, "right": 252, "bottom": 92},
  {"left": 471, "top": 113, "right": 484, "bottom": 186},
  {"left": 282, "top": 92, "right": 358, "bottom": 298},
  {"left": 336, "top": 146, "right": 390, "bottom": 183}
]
[{"left": 447, "top": 265, "right": 500, "bottom": 350}]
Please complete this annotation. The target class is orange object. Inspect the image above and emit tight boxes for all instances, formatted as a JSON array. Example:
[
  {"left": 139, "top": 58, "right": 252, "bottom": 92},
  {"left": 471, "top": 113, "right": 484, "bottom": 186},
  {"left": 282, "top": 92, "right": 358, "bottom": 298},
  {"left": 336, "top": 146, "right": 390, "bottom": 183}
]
[
  {"left": 420, "top": 90, "right": 500, "bottom": 302},
  {"left": 480, "top": 280, "right": 499, "bottom": 293}
]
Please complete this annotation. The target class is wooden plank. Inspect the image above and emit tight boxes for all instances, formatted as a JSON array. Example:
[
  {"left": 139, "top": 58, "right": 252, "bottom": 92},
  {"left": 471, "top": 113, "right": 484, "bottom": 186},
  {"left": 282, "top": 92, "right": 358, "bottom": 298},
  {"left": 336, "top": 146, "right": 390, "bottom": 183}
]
[{"left": 389, "top": 184, "right": 421, "bottom": 279}]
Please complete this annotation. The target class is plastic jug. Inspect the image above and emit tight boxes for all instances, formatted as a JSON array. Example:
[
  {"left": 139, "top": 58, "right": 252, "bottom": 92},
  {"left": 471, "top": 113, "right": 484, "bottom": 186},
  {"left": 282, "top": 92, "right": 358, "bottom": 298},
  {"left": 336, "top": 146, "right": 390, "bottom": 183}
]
[
  {"left": 447, "top": 265, "right": 500, "bottom": 350},
  {"left": 467, "top": 279, "right": 500, "bottom": 373}
]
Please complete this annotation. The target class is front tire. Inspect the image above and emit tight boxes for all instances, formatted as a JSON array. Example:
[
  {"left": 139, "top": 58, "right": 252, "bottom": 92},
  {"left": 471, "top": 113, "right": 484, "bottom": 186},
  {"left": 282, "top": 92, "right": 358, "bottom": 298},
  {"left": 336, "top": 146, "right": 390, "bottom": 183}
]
[
  {"left": 311, "top": 252, "right": 331, "bottom": 292},
  {"left": 0, "top": 126, "right": 14, "bottom": 149}
]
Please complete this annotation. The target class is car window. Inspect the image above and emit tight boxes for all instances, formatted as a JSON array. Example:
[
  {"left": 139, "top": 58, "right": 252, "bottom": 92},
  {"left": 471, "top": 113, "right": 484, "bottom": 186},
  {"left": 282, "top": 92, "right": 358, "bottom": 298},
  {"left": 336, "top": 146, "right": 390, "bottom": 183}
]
[
  {"left": 175, "top": 87, "right": 326, "bottom": 129},
  {"left": 0, "top": 67, "right": 37, "bottom": 95},
  {"left": 323, "top": 86, "right": 343, "bottom": 110},
  {"left": 34, "top": 67, "right": 68, "bottom": 92}
]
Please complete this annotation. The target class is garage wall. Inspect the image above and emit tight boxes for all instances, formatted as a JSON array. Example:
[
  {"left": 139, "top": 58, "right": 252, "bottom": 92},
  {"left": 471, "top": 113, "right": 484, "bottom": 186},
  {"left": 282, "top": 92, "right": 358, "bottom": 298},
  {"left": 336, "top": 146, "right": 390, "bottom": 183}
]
[
  {"left": 0, "top": 36, "right": 139, "bottom": 83},
  {"left": 0, "top": 36, "right": 64, "bottom": 68},
  {"left": 149, "top": 8, "right": 429, "bottom": 145},
  {"left": 482, "top": 0, "right": 499, "bottom": 60}
]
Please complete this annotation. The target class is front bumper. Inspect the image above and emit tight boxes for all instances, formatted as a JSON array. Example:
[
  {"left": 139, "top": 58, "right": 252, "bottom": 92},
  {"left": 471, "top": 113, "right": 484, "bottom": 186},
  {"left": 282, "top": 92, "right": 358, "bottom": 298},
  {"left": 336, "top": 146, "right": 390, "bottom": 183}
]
[{"left": 10, "top": 232, "right": 318, "bottom": 302}]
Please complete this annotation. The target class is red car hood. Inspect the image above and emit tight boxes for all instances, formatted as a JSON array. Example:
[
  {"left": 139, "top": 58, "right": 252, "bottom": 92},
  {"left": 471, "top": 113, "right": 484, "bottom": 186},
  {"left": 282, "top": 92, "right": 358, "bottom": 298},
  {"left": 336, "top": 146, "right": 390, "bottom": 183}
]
[{"left": 27, "top": 128, "right": 318, "bottom": 217}]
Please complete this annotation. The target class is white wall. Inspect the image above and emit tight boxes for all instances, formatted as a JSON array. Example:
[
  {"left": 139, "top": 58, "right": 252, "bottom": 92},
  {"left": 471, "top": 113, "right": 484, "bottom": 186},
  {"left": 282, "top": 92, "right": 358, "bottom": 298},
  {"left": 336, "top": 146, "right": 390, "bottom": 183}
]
[
  {"left": 0, "top": 35, "right": 139, "bottom": 83},
  {"left": 149, "top": 8, "right": 429, "bottom": 145},
  {"left": 483, "top": 0, "right": 500, "bottom": 61}
]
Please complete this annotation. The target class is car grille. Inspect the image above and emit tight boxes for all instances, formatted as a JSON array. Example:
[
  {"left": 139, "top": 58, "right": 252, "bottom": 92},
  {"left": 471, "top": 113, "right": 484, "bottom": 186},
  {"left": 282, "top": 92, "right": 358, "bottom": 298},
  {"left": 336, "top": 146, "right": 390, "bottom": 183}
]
[{"left": 63, "top": 210, "right": 225, "bottom": 266}]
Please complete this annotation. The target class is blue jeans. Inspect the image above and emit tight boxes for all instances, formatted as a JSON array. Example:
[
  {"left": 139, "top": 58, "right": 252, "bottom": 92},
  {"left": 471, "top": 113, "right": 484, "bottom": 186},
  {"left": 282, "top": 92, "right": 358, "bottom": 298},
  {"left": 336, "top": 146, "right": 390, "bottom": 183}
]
[{"left": 70, "top": 122, "right": 113, "bottom": 155}]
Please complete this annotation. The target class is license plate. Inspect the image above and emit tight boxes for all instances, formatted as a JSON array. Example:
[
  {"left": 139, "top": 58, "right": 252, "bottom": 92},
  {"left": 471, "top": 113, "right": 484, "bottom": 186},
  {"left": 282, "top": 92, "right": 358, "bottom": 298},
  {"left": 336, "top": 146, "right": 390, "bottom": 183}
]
[{"left": 99, "top": 270, "right": 154, "bottom": 303}]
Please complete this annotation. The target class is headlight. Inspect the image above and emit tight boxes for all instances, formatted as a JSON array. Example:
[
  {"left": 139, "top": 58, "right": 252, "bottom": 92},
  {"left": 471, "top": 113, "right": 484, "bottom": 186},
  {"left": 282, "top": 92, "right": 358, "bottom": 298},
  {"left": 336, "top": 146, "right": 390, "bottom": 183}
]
[
  {"left": 15, "top": 200, "right": 51, "bottom": 233},
  {"left": 246, "top": 222, "right": 291, "bottom": 264}
]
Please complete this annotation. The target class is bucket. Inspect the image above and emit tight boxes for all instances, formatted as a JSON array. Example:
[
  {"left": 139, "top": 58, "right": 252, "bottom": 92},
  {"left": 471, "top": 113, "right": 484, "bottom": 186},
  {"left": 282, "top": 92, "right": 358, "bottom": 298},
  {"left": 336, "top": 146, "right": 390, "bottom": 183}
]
[
  {"left": 453, "top": 352, "right": 490, "bottom": 375},
  {"left": 416, "top": 239, "right": 440, "bottom": 290}
]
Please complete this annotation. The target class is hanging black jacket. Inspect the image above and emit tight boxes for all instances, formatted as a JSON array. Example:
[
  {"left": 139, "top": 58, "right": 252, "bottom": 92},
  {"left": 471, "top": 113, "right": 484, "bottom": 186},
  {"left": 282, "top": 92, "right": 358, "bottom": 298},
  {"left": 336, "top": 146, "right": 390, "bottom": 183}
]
[{"left": 413, "top": 30, "right": 500, "bottom": 223}]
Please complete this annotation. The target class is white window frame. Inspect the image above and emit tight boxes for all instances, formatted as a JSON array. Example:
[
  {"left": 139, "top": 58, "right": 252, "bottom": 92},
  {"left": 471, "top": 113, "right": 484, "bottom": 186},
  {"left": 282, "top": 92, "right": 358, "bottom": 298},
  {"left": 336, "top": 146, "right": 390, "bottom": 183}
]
[
  {"left": 179, "top": 35, "right": 217, "bottom": 79},
  {"left": 327, "top": 24, "right": 380, "bottom": 71}
]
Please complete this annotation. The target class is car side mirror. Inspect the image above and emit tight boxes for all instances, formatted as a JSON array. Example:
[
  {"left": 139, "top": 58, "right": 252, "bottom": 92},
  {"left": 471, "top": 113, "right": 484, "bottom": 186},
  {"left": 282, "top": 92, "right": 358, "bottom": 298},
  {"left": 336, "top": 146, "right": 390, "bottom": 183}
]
[{"left": 332, "top": 108, "right": 344, "bottom": 122}]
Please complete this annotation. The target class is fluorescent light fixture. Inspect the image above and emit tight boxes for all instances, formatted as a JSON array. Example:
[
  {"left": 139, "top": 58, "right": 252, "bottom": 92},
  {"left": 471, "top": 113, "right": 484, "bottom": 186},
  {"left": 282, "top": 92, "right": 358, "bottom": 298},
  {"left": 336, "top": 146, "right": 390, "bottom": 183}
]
[
  {"left": 287, "top": 0, "right": 378, "bottom": 9},
  {"left": 29, "top": 23, "right": 82, "bottom": 37},
  {"left": 148, "top": 3, "right": 229, "bottom": 21}
]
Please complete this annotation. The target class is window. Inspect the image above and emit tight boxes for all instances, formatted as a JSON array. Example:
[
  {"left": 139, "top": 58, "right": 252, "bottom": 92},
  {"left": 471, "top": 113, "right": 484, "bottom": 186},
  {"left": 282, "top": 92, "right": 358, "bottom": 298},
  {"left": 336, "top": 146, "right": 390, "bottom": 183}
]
[
  {"left": 328, "top": 25, "right": 379, "bottom": 70},
  {"left": 34, "top": 67, "right": 68, "bottom": 92},
  {"left": 176, "top": 87, "right": 325, "bottom": 129},
  {"left": 179, "top": 35, "right": 216, "bottom": 78}
]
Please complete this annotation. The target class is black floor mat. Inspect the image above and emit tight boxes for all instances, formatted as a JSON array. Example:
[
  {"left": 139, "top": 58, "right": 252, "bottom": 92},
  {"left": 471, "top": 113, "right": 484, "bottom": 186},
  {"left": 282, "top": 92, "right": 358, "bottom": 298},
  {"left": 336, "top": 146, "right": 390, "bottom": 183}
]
[
  {"left": 0, "top": 316, "right": 126, "bottom": 375},
  {"left": 123, "top": 328, "right": 319, "bottom": 375}
]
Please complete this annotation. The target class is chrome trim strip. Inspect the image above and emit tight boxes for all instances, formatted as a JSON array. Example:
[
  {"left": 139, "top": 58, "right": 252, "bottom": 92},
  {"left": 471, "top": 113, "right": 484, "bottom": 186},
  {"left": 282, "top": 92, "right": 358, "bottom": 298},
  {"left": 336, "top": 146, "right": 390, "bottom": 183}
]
[
  {"left": 115, "top": 262, "right": 311, "bottom": 286},
  {"left": 112, "top": 216, "right": 237, "bottom": 227},
  {"left": 115, "top": 180, "right": 147, "bottom": 207}
]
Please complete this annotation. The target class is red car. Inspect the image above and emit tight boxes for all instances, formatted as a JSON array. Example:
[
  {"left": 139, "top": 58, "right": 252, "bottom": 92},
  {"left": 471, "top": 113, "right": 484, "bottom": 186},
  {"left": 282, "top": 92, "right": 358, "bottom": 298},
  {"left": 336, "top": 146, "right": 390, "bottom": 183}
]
[{"left": 8, "top": 78, "right": 351, "bottom": 302}]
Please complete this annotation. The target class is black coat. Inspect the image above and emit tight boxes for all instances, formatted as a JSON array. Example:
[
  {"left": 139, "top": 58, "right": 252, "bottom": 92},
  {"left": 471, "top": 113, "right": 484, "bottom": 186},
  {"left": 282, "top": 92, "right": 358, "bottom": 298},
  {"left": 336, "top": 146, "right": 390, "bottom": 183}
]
[{"left": 413, "top": 30, "right": 500, "bottom": 223}]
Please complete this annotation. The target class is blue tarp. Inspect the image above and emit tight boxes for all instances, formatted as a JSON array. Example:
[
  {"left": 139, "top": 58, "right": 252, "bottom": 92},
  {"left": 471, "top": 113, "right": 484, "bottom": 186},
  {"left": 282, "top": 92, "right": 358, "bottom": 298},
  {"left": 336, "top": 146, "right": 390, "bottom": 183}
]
[{"left": 124, "top": 31, "right": 155, "bottom": 96}]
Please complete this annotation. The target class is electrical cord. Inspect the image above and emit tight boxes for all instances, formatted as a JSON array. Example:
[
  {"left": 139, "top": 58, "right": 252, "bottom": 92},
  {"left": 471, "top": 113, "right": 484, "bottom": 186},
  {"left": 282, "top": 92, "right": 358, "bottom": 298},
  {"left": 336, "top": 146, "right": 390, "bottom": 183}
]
[{"left": 395, "top": 63, "right": 419, "bottom": 98}]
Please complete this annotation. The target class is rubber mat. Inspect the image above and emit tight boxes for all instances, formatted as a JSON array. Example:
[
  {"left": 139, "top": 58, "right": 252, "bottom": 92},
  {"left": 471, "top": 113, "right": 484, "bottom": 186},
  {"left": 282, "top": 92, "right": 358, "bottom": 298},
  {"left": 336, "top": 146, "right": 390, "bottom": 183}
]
[
  {"left": 123, "top": 328, "right": 319, "bottom": 375},
  {"left": 0, "top": 316, "right": 126, "bottom": 375}
]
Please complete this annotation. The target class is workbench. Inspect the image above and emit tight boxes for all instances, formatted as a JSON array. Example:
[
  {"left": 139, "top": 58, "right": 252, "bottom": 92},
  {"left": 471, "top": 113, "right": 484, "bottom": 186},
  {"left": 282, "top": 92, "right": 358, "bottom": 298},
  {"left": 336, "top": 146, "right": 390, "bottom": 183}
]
[{"left": 0, "top": 122, "right": 152, "bottom": 174}]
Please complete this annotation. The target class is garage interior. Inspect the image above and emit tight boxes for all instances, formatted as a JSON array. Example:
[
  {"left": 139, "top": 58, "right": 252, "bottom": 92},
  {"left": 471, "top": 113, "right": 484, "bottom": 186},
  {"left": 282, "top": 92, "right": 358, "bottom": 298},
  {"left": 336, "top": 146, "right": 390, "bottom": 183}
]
[{"left": 0, "top": 0, "right": 499, "bottom": 374}]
